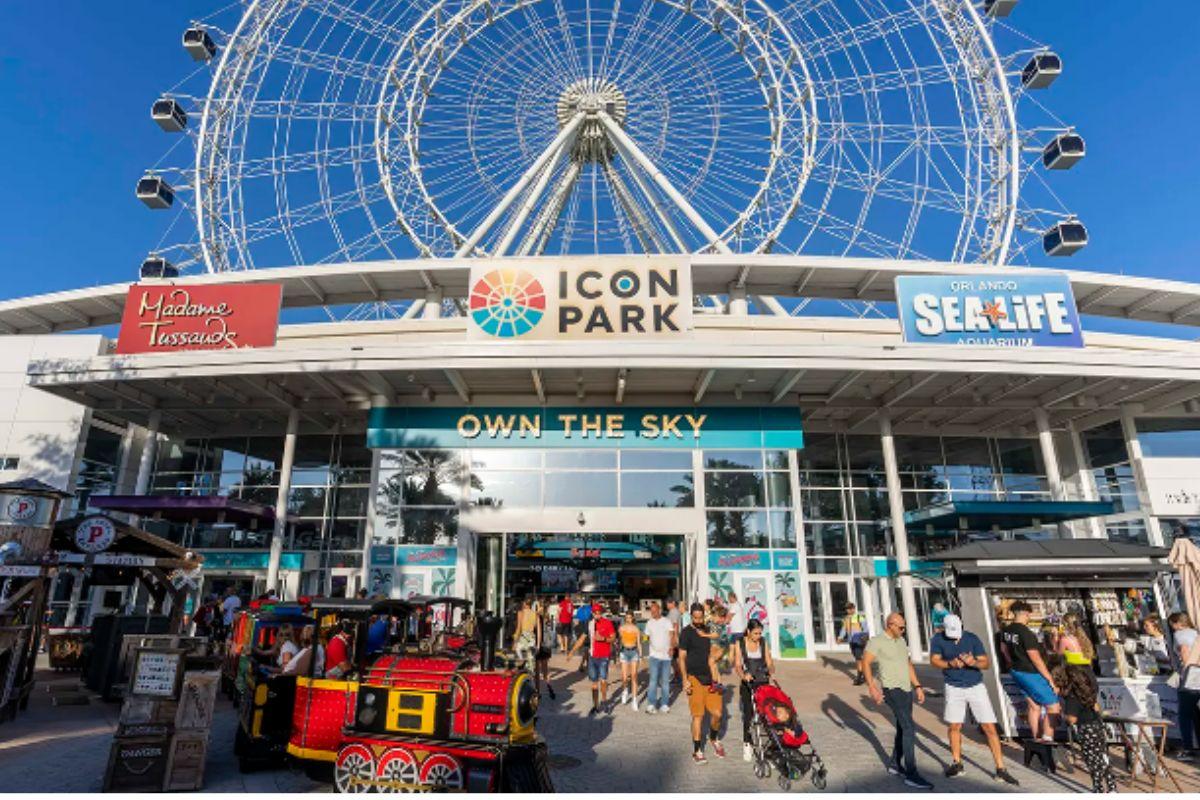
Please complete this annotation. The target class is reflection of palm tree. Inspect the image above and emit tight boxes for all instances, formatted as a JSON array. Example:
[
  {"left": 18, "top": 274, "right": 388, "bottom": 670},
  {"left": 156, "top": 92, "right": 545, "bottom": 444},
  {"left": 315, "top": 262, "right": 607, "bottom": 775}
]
[
  {"left": 375, "top": 442, "right": 479, "bottom": 544},
  {"left": 233, "top": 464, "right": 277, "bottom": 505},
  {"left": 697, "top": 460, "right": 764, "bottom": 546},
  {"left": 432, "top": 568, "right": 455, "bottom": 595},
  {"left": 709, "top": 571, "right": 733, "bottom": 599}
]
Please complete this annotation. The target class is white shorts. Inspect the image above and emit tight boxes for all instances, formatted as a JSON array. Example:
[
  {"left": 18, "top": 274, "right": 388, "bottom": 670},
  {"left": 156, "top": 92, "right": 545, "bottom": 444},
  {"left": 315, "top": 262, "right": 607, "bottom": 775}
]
[{"left": 943, "top": 683, "right": 997, "bottom": 725}]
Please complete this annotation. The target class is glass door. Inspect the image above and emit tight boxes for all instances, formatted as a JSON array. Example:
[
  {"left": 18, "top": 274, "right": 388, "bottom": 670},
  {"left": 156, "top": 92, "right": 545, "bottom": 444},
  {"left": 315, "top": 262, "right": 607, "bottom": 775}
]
[{"left": 809, "top": 577, "right": 856, "bottom": 651}]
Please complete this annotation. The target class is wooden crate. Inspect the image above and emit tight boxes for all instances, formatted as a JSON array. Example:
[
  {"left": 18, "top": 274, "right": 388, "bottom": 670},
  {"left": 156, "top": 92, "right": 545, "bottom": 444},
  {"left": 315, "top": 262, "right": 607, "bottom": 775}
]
[
  {"left": 164, "top": 731, "right": 208, "bottom": 792},
  {"left": 103, "top": 735, "right": 170, "bottom": 793},
  {"left": 174, "top": 671, "right": 219, "bottom": 731}
]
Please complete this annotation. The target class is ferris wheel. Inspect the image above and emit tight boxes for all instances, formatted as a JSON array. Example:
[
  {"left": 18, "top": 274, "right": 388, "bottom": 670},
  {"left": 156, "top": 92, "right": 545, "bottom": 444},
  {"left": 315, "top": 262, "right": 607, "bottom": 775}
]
[{"left": 139, "top": 0, "right": 1086, "bottom": 292}]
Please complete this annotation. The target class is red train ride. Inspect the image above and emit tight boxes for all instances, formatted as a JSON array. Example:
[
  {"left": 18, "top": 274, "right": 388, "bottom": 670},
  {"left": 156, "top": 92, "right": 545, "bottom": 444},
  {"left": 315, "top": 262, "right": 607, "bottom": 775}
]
[{"left": 286, "top": 597, "right": 554, "bottom": 792}]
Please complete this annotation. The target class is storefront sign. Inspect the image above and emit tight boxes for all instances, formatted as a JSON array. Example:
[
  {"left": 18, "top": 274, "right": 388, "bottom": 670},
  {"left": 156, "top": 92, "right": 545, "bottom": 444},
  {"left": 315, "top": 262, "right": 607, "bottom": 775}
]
[
  {"left": 895, "top": 274, "right": 1083, "bottom": 348},
  {"left": 0, "top": 565, "right": 41, "bottom": 577},
  {"left": 74, "top": 516, "right": 116, "bottom": 553},
  {"left": 772, "top": 551, "right": 800, "bottom": 570},
  {"left": 368, "top": 406, "right": 802, "bottom": 450},
  {"left": 0, "top": 491, "right": 53, "bottom": 526},
  {"left": 467, "top": 257, "right": 692, "bottom": 340},
  {"left": 116, "top": 283, "right": 283, "bottom": 354},
  {"left": 708, "top": 549, "right": 770, "bottom": 570},
  {"left": 395, "top": 546, "right": 457, "bottom": 567},
  {"left": 200, "top": 551, "right": 304, "bottom": 570}
]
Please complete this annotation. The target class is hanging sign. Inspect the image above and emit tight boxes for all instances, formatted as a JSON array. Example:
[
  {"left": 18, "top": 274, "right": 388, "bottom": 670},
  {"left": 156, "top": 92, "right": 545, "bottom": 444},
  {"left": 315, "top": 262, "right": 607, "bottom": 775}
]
[
  {"left": 467, "top": 257, "right": 692, "bottom": 340},
  {"left": 369, "top": 405, "right": 802, "bottom": 450},
  {"left": 116, "top": 283, "right": 283, "bottom": 354},
  {"left": 0, "top": 492, "right": 53, "bottom": 526},
  {"left": 74, "top": 516, "right": 117, "bottom": 553},
  {"left": 895, "top": 274, "right": 1083, "bottom": 348}
]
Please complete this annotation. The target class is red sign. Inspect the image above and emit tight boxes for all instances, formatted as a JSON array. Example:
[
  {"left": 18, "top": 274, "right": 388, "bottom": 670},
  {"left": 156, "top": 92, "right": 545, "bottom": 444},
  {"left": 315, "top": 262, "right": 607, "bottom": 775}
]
[{"left": 116, "top": 283, "right": 283, "bottom": 354}]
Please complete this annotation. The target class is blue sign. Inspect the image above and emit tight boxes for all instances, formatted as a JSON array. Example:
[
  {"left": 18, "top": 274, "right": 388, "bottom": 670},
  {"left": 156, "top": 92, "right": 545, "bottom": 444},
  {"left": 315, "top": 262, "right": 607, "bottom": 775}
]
[
  {"left": 896, "top": 274, "right": 1083, "bottom": 348},
  {"left": 394, "top": 546, "right": 457, "bottom": 567},
  {"left": 871, "top": 558, "right": 944, "bottom": 578},
  {"left": 368, "top": 406, "right": 802, "bottom": 450},
  {"left": 202, "top": 551, "right": 304, "bottom": 571},
  {"left": 369, "top": 546, "right": 395, "bottom": 567},
  {"left": 708, "top": 549, "right": 771, "bottom": 571},
  {"left": 772, "top": 551, "right": 800, "bottom": 570}
]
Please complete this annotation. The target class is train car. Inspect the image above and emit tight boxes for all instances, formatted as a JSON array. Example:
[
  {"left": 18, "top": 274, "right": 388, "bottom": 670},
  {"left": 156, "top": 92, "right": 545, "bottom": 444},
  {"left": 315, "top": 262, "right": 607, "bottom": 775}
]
[
  {"left": 221, "top": 602, "right": 312, "bottom": 701},
  {"left": 289, "top": 600, "right": 553, "bottom": 792},
  {"left": 234, "top": 599, "right": 369, "bottom": 772}
]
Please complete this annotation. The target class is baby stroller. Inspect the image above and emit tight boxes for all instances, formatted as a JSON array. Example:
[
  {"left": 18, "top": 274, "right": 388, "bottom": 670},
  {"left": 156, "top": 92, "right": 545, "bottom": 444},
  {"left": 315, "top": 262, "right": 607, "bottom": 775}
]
[{"left": 749, "top": 682, "right": 828, "bottom": 791}]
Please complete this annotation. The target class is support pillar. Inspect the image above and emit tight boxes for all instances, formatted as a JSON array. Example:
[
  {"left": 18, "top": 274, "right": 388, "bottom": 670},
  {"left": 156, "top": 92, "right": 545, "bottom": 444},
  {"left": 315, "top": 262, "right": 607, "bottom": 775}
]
[
  {"left": 1066, "top": 420, "right": 1104, "bottom": 538},
  {"left": 727, "top": 284, "right": 749, "bottom": 316},
  {"left": 1120, "top": 406, "right": 1162, "bottom": 546},
  {"left": 879, "top": 414, "right": 923, "bottom": 663},
  {"left": 133, "top": 410, "right": 162, "bottom": 496},
  {"left": 422, "top": 287, "right": 443, "bottom": 320},
  {"left": 1033, "top": 409, "right": 1064, "bottom": 500},
  {"left": 266, "top": 409, "right": 299, "bottom": 595}
]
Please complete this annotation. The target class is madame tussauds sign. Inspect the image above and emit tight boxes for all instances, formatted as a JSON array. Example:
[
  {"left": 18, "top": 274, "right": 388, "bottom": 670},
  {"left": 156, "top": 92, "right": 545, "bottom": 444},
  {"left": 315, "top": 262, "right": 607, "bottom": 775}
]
[
  {"left": 467, "top": 256, "right": 692, "bottom": 340},
  {"left": 116, "top": 283, "right": 283, "bottom": 354}
]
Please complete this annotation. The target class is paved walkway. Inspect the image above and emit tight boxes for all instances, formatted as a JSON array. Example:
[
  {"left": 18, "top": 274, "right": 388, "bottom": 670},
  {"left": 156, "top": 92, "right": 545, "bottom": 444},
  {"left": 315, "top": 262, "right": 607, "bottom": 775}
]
[{"left": 4, "top": 654, "right": 1200, "bottom": 793}]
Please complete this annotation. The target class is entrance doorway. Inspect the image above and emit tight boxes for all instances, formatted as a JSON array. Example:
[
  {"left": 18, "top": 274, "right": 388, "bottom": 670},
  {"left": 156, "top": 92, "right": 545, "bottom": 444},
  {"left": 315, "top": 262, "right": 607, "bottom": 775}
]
[
  {"left": 474, "top": 532, "right": 685, "bottom": 614},
  {"left": 808, "top": 576, "right": 856, "bottom": 651}
]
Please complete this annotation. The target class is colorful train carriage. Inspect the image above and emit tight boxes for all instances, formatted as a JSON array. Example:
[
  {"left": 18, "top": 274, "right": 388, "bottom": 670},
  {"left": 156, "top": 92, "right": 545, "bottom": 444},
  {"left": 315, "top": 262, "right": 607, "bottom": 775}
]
[
  {"left": 288, "top": 600, "right": 553, "bottom": 792},
  {"left": 221, "top": 602, "right": 312, "bottom": 702}
]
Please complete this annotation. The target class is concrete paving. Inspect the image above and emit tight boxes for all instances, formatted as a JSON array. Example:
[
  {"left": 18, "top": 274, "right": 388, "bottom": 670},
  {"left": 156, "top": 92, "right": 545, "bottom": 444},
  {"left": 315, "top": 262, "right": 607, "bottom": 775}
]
[{"left": 4, "top": 654, "right": 1200, "bottom": 793}]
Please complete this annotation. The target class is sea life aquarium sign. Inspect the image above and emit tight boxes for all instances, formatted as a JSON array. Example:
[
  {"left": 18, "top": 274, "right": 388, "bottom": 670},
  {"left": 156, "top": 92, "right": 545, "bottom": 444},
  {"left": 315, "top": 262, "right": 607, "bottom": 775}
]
[
  {"left": 368, "top": 407, "right": 802, "bottom": 450},
  {"left": 896, "top": 274, "right": 1084, "bottom": 348}
]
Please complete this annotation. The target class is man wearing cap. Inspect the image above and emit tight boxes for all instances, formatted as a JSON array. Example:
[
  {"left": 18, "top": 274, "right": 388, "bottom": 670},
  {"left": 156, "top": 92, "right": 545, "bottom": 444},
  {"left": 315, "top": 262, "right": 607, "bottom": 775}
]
[{"left": 930, "top": 614, "right": 1019, "bottom": 785}]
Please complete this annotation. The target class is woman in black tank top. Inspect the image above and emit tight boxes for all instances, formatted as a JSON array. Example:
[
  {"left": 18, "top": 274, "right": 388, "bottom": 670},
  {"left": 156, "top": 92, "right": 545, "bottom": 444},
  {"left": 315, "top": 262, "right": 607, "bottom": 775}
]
[{"left": 733, "top": 620, "right": 775, "bottom": 756}]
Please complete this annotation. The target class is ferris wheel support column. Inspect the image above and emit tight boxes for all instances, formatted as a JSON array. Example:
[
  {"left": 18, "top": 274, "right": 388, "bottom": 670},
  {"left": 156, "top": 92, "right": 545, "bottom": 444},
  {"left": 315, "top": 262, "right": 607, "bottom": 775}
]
[
  {"left": 614, "top": 145, "right": 689, "bottom": 253},
  {"left": 519, "top": 161, "right": 582, "bottom": 257},
  {"left": 456, "top": 113, "right": 586, "bottom": 257},
  {"left": 494, "top": 127, "right": 578, "bottom": 256},
  {"left": 603, "top": 160, "right": 664, "bottom": 253},
  {"left": 597, "top": 112, "right": 732, "bottom": 256}
]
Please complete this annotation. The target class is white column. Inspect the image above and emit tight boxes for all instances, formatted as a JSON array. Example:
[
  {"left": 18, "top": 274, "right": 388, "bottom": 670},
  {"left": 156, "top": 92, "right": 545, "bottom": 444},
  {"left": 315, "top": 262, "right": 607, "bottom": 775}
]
[
  {"left": 1033, "top": 408, "right": 1064, "bottom": 500},
  {"left": 363, "top": 447, "right": 384, "bottom": 594},
  {"left": 133, "top": 410, "right": 162, "bottom": 496},
  {"left": 1119, "top": 406, "right": 1163, "bottom": 546},
  {"left": 787, "top": 449, "right": 815, "bottom": 660},
  {"left": 266, "top": 408, "right": 300, "bottom": 594},
  {"left": 727, "top": 283, "right": 749, "bottom": 316},
  {"left": 422, "top": 287, "right": 443, "bottom": 320},
  {"left": 879, "top": 414, "right": 923, "bottom": 663},
  {"left": 1066, "top": 420, "right": 1104, "bottom": 538}
]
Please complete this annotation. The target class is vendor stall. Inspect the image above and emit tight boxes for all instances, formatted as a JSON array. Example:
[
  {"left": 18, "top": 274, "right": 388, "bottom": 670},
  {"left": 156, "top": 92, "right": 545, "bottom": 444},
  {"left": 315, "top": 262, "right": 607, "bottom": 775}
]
[
  {"left": 1, "top": 505, "right": 203, "bottom": 719},
  {"left": 939, "top": 539, "right": 1176, "bottom": 740}
]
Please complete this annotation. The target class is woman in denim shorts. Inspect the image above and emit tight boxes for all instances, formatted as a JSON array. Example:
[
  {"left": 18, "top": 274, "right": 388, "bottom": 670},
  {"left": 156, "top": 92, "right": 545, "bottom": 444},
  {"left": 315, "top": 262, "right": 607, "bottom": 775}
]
[{"left": 617, "top": 610, "right": 643, "bottom": 710}]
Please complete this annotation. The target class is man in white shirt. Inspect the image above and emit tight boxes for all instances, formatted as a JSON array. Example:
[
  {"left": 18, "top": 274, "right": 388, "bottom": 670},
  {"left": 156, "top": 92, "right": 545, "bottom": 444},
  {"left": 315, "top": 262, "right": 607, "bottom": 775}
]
[
  {"left": 727, "top": 592, "right": 747, "bottom": 644},
  {"left": 643, "top": 602, "right": 676, "bottom": 714}
]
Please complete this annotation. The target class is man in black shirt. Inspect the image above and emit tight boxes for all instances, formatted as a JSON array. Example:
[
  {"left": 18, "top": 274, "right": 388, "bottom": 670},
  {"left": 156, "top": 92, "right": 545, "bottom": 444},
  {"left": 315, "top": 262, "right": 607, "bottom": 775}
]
[
  {"left": 678, "top": 602, "right": 726, "bottom": 764},
  {"left": 1000, "top": 601, "right": 1061, "bottom": 741}
]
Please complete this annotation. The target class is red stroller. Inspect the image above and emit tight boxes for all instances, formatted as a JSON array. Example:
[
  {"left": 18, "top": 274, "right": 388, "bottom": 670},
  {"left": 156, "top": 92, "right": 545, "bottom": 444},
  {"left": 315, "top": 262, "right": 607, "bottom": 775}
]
[{"left": 749, "top": 682, "right": 828, "bottom": 791}]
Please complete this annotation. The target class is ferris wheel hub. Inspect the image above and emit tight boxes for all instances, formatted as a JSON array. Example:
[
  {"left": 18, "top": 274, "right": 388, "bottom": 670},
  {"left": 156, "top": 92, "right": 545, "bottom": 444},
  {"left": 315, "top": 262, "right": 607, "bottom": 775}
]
[{"left": 556, "top": 79, "right": 628, "bottom": 162}]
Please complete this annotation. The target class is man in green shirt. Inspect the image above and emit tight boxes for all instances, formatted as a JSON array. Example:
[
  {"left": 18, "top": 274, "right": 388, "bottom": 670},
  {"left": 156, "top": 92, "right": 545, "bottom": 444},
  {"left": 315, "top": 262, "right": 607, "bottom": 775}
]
[{"left": 862, "top": 612, "right": 933, "bottom": 790}]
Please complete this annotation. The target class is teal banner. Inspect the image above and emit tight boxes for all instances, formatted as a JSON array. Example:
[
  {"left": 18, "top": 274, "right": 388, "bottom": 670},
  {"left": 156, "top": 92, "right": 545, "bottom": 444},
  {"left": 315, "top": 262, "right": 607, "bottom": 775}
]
[
  {"left": 368, "top": 406, "right": 802, "bottom": 450},
  {"left": 202, "top": 551, "right": 304, "bottom": 571}
]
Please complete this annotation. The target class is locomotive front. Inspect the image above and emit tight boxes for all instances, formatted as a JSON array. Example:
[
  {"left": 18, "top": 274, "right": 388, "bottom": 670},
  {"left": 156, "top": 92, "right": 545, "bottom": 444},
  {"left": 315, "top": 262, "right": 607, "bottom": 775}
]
[{"left": 298, "top": 601, "right": 553, "bottom": 792}]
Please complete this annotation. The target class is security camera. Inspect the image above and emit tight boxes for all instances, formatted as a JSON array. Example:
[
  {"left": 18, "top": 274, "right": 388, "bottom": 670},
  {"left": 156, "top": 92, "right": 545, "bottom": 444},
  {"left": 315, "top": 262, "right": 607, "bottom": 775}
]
[{"left": 576, "top": 511, "right": 586, "bottom": 527}]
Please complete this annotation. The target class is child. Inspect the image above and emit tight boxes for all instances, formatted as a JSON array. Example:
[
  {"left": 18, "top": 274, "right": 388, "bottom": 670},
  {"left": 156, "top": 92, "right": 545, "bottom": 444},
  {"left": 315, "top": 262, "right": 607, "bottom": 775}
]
[{"left": 1053, "top": 662, "right": 1116, "bottom": 793}]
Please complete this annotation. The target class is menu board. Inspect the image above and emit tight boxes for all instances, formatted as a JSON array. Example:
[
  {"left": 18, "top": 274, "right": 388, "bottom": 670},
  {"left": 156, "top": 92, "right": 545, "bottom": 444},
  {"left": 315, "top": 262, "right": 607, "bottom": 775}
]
[{"left": 131, "top": 650, "right": 183, "bottom": 698}]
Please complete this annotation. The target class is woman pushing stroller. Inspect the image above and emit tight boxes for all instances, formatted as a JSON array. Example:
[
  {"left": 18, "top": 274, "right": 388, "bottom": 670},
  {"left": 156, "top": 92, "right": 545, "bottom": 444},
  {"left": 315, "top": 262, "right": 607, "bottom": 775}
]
[{"left": 733, "top": 619, "right": 775, "bottom": 761}]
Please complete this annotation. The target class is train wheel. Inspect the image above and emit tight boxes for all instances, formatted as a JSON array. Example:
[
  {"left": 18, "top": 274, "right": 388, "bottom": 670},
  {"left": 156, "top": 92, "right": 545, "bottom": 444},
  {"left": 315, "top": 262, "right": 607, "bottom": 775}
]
[
  {"left": 335, "top": 744, "right": 376, "bottom": 793},
  {"left": 377, "top": 747, "right": 419, "bottom": 792},
  {"left": 419, "top": 754, "right": 463, "bottom": 791}
]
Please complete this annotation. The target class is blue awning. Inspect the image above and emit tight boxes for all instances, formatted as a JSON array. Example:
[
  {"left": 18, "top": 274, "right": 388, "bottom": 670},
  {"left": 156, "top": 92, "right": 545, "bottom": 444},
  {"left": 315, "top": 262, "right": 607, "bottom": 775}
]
[{"left": 904, "top": 500, "right": 1116, "bottom": 532}]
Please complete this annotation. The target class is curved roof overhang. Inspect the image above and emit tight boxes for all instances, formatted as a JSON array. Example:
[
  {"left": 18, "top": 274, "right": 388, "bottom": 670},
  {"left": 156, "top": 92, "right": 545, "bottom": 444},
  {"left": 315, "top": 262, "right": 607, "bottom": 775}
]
[{"left": 3, "top": 254, "right": 1200, "bottom": 335}]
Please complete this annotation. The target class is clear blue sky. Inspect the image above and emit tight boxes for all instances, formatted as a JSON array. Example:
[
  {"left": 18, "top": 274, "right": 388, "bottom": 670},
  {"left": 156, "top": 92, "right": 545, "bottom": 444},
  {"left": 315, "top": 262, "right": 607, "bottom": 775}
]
[{"left": 0, "top": 1, "right": 1195, "bottom": 300}]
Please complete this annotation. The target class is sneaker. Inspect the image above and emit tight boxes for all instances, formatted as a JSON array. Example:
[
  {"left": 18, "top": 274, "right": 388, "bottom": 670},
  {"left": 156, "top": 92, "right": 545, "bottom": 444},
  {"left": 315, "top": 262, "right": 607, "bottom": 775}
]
[
  {"left": 994, "top": 768, "right": 1020, "bottom": 787},
  {"left": 659, "top": 704, "right": 670, "bottom": 714},
  {"left": 621, "top": 689, "right": 630, "bottom": 704},
  {"left": 631, "top": 698, "right": 639, "bottom": 711},
  {"left": 588, "top": 706, "right": 599, "bottom": 717},
  {"left": 743, "top": 743, "right": 754, "bottom": 762},
  {"left": 903, "top": 775, "right": 934, "bottom": 791},
  {"left": 944, "top": 761, "right": 964, "bottom": 778},
  {"left": 852, "top": 674, "right": 866, "bottom": 686},
  {"left": 1176, "top": 751, "right": 1196, "bottom": 762},
  {"left": 645, "top": 705, "right": 657, "bottom": 715},
  {"left": 886, "top": 762, "right": 903, "bottom": 776},
  {"left": 693, "top": 751, "right": 708, "bottom": 765},
  {"left": 711, "top": 741, "right": 726, "bottom": 759}
]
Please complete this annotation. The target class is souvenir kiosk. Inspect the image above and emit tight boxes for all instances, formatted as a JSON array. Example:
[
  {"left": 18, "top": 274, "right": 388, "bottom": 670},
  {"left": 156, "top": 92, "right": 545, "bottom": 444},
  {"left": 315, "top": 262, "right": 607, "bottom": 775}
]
[
  {"left": 940, "top": 539, "right": 1176, "bottom": 740},
  {"left": 0, "top": 479, "right": 70, "bottom": 722}
]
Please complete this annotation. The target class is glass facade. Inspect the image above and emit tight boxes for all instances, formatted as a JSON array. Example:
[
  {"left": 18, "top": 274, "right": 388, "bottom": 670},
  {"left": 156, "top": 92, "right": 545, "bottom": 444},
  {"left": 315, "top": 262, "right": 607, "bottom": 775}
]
[
  {"left": 70, "top": 421, "right": 124, "bottom": 516},
  {"left": 1081, "top": 421, "right": 1148, "bottom": 545}
]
